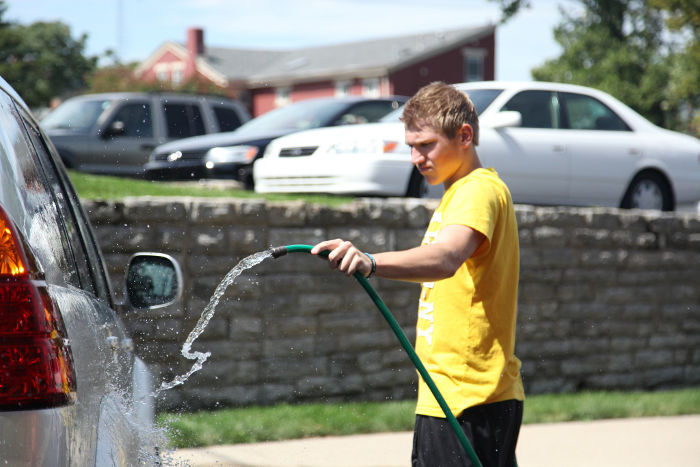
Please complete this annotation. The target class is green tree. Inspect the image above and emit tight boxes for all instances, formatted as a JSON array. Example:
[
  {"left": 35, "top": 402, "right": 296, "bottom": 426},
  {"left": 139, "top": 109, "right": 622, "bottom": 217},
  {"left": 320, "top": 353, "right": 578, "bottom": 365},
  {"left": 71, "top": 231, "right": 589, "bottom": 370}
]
[
  {"left": 87, "top": 63, "right": 234, "bottom": 98},
  {"left": 530, "top": 0, "right": 671, "bottom": 126},
  {"left": 0, "top": 1, "right": 97, "bottom": 108},
  {"left": 650, "top": 0, "right": 700, "bottom": 133}
]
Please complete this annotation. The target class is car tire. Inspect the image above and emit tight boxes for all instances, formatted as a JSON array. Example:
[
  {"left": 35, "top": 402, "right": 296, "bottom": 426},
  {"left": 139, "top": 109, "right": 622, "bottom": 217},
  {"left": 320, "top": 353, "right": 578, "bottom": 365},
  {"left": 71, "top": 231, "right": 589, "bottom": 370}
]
[
  {"left": 620, "top": 171, "right": 674, "bottom": 211},
  {"left": 406, "top": 168, "right": 427, "bottom": 198}
]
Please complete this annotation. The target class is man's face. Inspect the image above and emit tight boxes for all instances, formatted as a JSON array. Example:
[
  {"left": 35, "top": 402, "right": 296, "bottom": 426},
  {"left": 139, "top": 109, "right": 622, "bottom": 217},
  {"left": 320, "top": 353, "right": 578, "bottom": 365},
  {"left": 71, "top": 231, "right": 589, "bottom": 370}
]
[{"left": 405, "top": 121, "right": 469, "bottom": 188}]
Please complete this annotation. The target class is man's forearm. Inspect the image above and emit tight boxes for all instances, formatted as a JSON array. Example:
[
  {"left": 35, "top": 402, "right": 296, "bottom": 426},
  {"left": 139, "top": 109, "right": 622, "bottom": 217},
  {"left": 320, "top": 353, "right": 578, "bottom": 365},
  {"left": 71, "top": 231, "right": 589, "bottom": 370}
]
[{"left": 374, "top": 243, "right": 465, "bottom": 283}]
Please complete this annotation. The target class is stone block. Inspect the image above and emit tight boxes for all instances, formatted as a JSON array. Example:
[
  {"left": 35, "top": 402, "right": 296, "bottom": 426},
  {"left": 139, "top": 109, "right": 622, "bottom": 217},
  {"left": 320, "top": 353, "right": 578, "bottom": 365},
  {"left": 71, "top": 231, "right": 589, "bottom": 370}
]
[
  {"left": 572, "top": 228, "right": 611, "bottom": 247},
  {"left": 123, "top": 197, "right": 188, "bottom": 222},
  {"left": 154, "top": 226, "right": 190, "bottom": 252},
  {"left": 227, "top": 226, "right": 267, "bottom": 254},
  {"left": 326, "top": 226, "right": 391, "bottom": 251},
  {"left": 190, "top": 200, "right": 237, "bottom": 224},
  {"left": 635, "top": 349, "right": 674, "bottom": 367},
  {"left": 262, "top": 336, "right": 315, "bottom": 358},
  {"left": 533, "top": 226, "right": 567, "bottom": 247},
  {"left": 535, "top": 207, "right": 587, "bottom": 227},
  {"left": 232, "top": 199, "right": 267, "bottom": 225},
  {"left": 191, "top": 227, "right": 227, "bottom": 253},
  {"left": 514, "top": 205, "right": 536, "bottom": 226},
  {"left": 267, "top": 201, "right": 308, "bottom": 226},
  {"left": 539, "top": 248, "right": 577, "bottom": 267},
  {"left": 84, "top": 199, "right": 125, "bottom": 224}
]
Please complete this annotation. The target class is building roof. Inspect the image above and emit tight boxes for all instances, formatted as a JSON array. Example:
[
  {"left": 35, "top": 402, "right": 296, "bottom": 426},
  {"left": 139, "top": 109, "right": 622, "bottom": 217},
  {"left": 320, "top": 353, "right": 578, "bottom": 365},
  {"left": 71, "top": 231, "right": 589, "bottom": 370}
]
[{"left": 138, "top": 24, "right": 495, "bottom": 87}]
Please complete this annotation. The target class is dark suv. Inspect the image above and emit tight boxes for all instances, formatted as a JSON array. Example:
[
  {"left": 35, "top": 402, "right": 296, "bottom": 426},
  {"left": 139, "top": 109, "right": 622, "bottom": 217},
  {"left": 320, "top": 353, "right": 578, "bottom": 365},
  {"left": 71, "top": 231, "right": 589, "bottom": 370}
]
[
  {"left": 42, "top": 92, "right": 251, "bottom": 176},
  {"left": 0, "top": 77, "right": 182, "bottom": 463}
]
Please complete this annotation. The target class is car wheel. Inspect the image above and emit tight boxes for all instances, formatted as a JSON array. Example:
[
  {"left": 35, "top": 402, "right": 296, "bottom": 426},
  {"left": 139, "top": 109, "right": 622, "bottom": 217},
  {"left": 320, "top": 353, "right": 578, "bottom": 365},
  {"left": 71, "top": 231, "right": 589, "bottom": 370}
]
[
  {"left": 243, "top": 173, "right": 255, "bottom": 190},
  {"left": 620, "top": 171, "right": 674, "bottom": 211},
  {"left": 405, "top": 168, "right": 427, "bottom": 198}
]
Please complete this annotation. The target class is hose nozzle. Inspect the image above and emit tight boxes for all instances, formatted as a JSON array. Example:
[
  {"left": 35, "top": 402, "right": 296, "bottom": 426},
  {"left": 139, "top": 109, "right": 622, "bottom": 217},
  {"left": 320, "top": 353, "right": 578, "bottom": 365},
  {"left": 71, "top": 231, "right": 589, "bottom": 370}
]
[{"left": 270, "top": 246, "right": 288, "bottom": 258}]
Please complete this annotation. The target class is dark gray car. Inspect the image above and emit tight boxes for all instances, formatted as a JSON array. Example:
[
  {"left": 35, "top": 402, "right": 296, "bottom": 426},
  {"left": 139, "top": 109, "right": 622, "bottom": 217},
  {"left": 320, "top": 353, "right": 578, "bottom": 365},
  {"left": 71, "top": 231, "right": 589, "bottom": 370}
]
[
  {"left": 0, "top": 77, "right": 182, "bottom": 463},
  {"left": 42, "top": 92, "right": 250, "bottom": 177}
]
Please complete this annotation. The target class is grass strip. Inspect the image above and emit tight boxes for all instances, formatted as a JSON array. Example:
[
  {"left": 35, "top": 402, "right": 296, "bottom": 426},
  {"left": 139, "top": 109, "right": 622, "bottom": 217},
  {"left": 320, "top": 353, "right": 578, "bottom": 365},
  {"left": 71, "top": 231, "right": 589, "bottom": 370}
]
[
  {"left": 157, "top": 388, "right": 700, "bottom": 448},
  {"left": 68, "top": 170, "right": 354, "bottom": 206}
]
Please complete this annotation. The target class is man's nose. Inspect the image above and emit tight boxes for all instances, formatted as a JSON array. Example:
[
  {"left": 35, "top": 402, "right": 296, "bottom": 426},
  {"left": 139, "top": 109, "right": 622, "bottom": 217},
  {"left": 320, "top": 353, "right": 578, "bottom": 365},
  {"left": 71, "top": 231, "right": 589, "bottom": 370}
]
[{"left": 411, "top": 148, "right": 425, "bottom": 165}]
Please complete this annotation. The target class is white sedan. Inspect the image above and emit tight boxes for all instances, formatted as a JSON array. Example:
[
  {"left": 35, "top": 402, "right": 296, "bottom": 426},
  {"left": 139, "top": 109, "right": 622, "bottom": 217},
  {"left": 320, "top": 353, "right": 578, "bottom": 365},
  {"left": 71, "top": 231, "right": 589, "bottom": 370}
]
[{"left": 254, "top": 81, "right": 700, "bottom": 211}]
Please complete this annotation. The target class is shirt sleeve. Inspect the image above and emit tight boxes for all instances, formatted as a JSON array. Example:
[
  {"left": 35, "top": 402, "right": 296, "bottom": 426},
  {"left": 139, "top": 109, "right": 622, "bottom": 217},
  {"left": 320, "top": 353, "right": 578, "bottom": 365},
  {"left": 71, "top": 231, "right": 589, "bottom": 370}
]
[{"left": 441, "top": 176, "right": 499, "bottom": 244}]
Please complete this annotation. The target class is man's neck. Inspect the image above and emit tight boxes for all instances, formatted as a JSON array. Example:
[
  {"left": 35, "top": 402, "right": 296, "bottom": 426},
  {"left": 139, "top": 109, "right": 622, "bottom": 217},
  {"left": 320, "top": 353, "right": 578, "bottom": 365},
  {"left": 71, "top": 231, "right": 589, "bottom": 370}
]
[{"left": 443, "top": 151, "right": 483, "bottom": 190}]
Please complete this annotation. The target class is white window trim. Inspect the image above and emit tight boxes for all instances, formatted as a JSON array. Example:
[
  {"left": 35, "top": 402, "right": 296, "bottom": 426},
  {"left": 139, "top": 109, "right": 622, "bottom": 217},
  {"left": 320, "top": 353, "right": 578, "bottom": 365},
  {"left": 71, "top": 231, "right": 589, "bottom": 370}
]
[
  {"left": 154, "top": 61, "right": 186, "bottom": 83},
  {"left": 335, "top": 80, "right": 352, "bottom": 97},
  {"left": 462, "top": 47, "right": 487, "bottom": 82},
  {"left": 275, "top": 86, "right": 291, "bottom": 107},
  {"left": 362, "top": 78, "right": 380, "bottom": 98}
]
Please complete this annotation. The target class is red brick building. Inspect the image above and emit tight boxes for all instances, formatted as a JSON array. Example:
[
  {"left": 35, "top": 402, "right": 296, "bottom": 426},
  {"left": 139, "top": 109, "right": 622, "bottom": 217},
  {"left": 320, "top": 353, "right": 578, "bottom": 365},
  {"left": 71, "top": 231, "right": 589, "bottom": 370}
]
[{"left": 135, "top": 26, "right": 496, "bottom": 117}]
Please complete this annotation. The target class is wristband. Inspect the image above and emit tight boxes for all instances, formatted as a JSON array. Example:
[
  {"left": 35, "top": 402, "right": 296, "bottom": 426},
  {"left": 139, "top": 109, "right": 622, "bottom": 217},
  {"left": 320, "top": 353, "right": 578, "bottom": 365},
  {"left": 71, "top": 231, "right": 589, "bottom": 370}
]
[{"left": 364, "top": 252, "right": 376, "bottom": 279}]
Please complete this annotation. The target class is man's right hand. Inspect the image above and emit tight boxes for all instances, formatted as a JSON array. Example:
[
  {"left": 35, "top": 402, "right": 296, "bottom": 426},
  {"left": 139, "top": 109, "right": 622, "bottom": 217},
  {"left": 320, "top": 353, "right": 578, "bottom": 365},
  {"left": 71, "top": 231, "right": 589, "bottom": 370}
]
[{"left": 311, "top": 239, "right": 372, "bottom": 278}]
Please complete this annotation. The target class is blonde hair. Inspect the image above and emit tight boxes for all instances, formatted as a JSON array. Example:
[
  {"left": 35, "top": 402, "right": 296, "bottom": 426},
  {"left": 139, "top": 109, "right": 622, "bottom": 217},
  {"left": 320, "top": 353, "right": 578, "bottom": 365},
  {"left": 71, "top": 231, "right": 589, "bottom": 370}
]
[{"left": 401, "top": 82, "right": 480, "bottom": 145}]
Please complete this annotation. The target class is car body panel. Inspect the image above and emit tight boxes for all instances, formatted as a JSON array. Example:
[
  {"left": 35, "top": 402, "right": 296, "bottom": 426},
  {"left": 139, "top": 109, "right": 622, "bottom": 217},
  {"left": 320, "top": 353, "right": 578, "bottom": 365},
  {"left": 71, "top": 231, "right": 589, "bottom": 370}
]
[
  {"left": 256, "top": 122, "right": 414, "bottom": 195},
  {"left": 0, "top": 76, "right": 175, "bottom": 464}
]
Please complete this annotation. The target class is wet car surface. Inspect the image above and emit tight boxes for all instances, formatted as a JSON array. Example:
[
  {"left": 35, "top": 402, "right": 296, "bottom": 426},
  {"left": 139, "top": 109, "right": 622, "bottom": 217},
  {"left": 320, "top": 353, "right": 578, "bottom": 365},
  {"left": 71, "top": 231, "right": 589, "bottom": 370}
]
[{"left": 0, "top": 75, "right": 182, "bottom": 464}]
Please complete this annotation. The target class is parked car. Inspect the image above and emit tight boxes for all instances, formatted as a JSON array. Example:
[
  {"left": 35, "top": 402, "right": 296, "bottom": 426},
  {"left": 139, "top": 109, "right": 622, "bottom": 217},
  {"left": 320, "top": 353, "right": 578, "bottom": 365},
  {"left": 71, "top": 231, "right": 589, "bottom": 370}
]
[
  {"left": 42, "top": 92, "right": 251, "bottom": 177},
  {"left": 254, "top": 81, "right": 700, "bottom": 211},
  {"left": 144, "top": 96, "right": 406, "bottom": 188},
  {"left": 0, "top": 76, "right": 183, "bottom": 464}
]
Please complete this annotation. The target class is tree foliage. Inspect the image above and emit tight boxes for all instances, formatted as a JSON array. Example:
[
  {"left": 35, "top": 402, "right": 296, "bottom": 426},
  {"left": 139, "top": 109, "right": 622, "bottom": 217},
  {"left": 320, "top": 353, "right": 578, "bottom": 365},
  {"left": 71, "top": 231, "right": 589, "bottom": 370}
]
[
  {"left": 0, "top": 1, "right": 97, "bottom": 108},
  {"left": 495, "top": 0, "right": 699, "bottom": 134},
  {"left": 530, "top": 0, "right": 671, "bottom": 126},
  {"left": 650, "top": 0, "right": 700, "bottom": 133},
  {"left": 87, "top": 63, "right": 234, "bottom": 98}
]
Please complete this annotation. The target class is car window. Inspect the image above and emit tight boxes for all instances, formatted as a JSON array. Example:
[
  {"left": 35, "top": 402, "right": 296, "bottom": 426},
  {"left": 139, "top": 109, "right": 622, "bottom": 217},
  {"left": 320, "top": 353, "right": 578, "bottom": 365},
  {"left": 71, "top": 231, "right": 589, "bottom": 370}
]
[
  {"left": 464, "top": 89, "right": 503, "bottom": 115},
  {"left": 213, "top": 105, "right": 243, "bottom": 132},
  {"left": 164, "top": 103, "right": 206, "bottom": 138},
  {"left": 29, "top": 105, "right": 115, "bottom": 298},
  {"left": 236, "top": 99, "right": 359, "bottom": 134},
  {"left": 0, "top": 90, "right": 81, "bottom": 288},
  {"left": 379, "top": 89, "right": 503, "bottom": 123},
  {"left": 560, "top": 92, "right": 630, "bottom": 131},
  {"left": 111, "top": 102, "right": 153, "bottom": 137},
  {"left": 41, "top": 98, "right": 111, "bottom": 132},
  {"left": 501, "top": 90, "right": 560, "bottom": 129},
  {"left": 336, "top": 101, "right": 399, "bottom": 125}
]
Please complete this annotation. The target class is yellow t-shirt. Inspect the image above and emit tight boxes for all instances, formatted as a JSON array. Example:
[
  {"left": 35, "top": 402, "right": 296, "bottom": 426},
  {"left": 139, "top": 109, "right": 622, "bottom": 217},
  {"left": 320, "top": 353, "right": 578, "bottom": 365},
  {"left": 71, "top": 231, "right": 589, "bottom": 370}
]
[{"left": 415, "top": 167, "right": 524, "bottom": 418}]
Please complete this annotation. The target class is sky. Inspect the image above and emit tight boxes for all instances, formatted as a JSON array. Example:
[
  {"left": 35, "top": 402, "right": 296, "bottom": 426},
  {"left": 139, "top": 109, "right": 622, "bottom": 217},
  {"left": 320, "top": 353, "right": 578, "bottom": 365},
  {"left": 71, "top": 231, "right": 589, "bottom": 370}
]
[{"left": 6, "top": 0, "right": 579, "bottom": 82}]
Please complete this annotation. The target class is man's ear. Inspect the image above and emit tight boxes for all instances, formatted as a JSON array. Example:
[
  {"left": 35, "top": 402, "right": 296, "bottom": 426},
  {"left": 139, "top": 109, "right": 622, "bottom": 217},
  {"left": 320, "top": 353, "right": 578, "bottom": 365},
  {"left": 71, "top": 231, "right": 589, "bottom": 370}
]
[{"left": 458, "top": 123, "right": 474, "bottom": 147}]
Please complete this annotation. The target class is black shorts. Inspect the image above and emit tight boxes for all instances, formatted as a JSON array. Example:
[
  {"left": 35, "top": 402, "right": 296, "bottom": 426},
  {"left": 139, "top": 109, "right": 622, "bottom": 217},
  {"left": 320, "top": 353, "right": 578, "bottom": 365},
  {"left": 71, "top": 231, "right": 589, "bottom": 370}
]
[{"left": 412, "top": 399, "right": 523, "bottom": 467}]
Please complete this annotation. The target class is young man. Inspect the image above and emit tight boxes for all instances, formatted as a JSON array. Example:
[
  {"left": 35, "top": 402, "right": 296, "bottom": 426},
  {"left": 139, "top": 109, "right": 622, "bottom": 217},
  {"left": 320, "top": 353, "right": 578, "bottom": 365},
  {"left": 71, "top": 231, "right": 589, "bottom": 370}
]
[{"left": 311, "top": 82, "right": 524, "bottom": 466}]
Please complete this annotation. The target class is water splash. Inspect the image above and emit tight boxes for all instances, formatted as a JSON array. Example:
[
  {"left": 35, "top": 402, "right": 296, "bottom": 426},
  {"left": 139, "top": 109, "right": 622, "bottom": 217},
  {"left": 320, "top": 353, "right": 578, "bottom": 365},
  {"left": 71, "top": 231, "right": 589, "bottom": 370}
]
[{"left": 155, "top": 250, "right": 272, "bottom": 395}]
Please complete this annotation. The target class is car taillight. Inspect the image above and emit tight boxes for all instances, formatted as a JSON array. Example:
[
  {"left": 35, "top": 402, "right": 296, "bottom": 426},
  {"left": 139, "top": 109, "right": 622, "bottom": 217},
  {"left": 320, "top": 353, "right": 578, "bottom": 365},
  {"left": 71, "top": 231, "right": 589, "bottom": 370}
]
[{"left": 0, "top": 205, "right": 76, "bottom": 410}]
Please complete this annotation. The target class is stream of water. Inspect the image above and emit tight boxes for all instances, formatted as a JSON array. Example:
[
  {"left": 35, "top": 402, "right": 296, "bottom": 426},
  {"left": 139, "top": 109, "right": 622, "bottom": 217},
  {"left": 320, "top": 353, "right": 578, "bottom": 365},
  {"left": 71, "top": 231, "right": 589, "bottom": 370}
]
[{"left": 154, "top": 249, "right": 273, "bottom": 395}]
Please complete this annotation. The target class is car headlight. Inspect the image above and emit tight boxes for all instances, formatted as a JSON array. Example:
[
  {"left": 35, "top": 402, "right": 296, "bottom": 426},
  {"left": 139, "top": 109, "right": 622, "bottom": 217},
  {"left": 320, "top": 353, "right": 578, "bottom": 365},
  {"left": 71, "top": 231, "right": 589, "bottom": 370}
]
[
  {"left": 204, "top": 146, "right": 259, "bottom": 169},
  {"left": 327, "top": 139, "right": 399, "bottom": 155}
]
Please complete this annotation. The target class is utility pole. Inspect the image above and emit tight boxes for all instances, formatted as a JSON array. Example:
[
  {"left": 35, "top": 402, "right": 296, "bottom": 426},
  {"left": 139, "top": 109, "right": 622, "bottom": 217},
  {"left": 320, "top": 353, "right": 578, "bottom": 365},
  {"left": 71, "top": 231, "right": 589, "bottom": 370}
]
[{"left": 117, "top": 0, "right": 124, "bottom": 63}]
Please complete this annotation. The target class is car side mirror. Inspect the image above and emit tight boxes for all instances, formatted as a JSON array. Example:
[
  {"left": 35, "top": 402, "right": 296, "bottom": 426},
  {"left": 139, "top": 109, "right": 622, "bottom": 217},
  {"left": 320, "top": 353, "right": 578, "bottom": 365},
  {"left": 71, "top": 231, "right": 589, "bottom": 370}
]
[
  {"left": 480, "top": 111, "right": 522, "bottom": 129},
  {"left": 103, "top": 120, "right": 126, "bottom": 138},
  {"left": 125, "top": 253, "right": 182, "bottom": 310}
]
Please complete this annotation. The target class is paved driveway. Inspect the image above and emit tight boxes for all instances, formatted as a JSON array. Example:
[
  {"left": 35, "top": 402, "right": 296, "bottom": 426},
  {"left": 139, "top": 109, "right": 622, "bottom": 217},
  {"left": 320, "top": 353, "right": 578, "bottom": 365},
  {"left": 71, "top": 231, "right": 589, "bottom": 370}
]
[{"left": 167, "top": 415, "right": 700, "bottom": 466}]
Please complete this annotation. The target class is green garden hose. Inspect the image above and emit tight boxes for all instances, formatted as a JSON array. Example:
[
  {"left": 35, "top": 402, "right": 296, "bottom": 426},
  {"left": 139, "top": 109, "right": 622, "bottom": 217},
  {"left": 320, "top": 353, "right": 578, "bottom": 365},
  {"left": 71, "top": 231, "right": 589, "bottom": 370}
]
[{"left": 270, "top": 244, "right": 483, "bottom": 467}]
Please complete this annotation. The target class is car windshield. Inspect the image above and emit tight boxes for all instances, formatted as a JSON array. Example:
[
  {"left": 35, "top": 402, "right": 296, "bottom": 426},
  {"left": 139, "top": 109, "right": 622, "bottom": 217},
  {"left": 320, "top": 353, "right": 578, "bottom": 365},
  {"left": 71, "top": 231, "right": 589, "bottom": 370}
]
[
  {"left": 42, "top": 98, "right": 112, "bottom": 132},
  {"left": 379, "top": 89, "right": 503, "bottom": 123},
  {"left": 234, "top": 99, "right": 356, "bottom": 135}
]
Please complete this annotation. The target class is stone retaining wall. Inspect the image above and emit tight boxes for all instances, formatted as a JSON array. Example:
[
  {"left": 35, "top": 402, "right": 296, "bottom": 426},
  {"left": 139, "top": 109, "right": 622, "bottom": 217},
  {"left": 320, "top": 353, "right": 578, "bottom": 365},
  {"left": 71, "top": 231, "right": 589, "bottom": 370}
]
[{"left": 84, "top": 197, "right": 700, "bottom": 411}]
